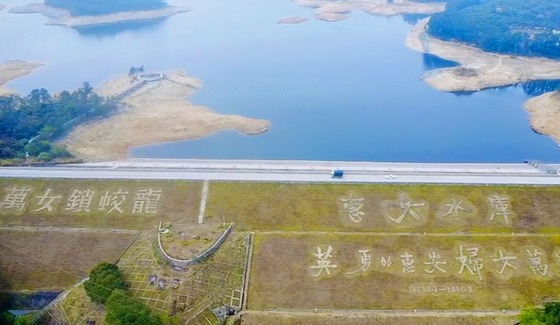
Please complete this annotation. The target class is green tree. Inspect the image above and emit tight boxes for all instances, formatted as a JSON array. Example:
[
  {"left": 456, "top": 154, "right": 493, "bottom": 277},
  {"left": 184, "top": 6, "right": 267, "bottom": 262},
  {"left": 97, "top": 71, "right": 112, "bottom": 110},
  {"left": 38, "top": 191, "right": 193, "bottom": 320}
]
[
  {"left": 428, "top": 0, "right": 560, "bottom": 60},
  {"left": 24, "top": 141, "right": 51, "bottom": 157},
  {"left": 520, "top": 302, "right": 560, "bottom": 324},
  {"left": 83, "top": 262, "right": 127, "bottom": 304},
  {"left": 0, "top": 80, "right": 117, "bottom": 163},
  {"left": 50, "top": 146, "right": 72, "bottom": 159},
  {"left": 105, "top": 290, "right": 162, "bottom": 325}
]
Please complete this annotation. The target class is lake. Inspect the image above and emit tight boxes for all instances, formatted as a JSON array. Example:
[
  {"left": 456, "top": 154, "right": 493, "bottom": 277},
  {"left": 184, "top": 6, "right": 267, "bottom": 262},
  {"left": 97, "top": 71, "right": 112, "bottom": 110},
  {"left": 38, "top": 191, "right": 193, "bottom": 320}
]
[{"left": 1, "top": 0, "right": 560, "bottom": 162}]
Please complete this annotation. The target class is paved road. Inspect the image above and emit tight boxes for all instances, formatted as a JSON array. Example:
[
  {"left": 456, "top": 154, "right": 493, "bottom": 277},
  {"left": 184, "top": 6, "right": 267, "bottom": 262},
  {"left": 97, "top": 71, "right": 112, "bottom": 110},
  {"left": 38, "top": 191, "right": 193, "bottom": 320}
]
[{"left": 0, "top": 159, "right": 559, "bottom": 185}]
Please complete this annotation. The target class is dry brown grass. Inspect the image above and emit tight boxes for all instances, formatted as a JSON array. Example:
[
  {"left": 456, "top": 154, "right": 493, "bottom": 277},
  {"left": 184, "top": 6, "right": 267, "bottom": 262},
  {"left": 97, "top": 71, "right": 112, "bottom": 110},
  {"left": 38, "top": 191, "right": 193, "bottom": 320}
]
[
  {"left": 248, "top": 233, "right": 560, "bottom": 311},
  {"left": 239, "top": 312, "right": 519, "bottom": 325},
  {"left": 0, "top": 178, "right": 202, "bottom": 230},
  {"left": 0, "top": 229, "right": 138, "bottom": 290}
]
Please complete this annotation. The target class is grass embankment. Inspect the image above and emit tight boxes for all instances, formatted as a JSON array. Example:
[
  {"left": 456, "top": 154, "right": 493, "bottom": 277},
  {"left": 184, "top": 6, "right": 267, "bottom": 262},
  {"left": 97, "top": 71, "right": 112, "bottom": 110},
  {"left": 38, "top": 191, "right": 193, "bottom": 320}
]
[
  {"left": 204, "top": 182, "right": 560, "bottom": 320},
  {"left": 0, "top": 178, "right": 202, "bottom": 230},
  {"left": 3, "top": 179, "right": 560, "bottom": 323},
  {"left": 0, "top": 178, "right": 203, "bottom": 291},
  {"left": 206, "top": 182, "right": 560, "bottom": 233},
  {"left": 249, "top": 233, "right": 560, "bottom": 310},
  {"left": 0, "top": 230, "right": 138, "bottom": 290},
  {"left": 240, "top": 312, "right": 518, "bottom": 325}
]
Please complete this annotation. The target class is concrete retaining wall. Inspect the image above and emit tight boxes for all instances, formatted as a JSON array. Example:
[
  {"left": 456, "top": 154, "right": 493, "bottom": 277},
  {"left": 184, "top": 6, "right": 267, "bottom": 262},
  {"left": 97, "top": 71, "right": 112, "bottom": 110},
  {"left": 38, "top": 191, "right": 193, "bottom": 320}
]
[{"left": 156, "top": 223, "right": 234, "bottom": 269}]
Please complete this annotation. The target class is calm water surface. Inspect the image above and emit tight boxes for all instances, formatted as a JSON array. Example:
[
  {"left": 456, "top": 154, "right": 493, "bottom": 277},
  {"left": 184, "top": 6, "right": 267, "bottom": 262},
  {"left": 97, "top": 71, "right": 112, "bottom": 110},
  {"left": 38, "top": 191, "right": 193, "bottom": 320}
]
[{"left": 1, "top": 0, "right": 559, "bottom": 162}]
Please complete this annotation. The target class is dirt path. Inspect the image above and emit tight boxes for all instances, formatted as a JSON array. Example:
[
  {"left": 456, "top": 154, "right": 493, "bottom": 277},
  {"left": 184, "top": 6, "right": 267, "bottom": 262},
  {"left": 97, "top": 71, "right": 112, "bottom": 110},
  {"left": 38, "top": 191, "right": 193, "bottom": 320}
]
[
  {"left": 59, "top": 70, "right": 270, "bottom": 161},
  {"left": 0, "top": 60, "right": 44, "bottom": 96},
  {"left": 293, "top": 0, "right": 445, "bottom": 22},
  {"left": 406, "top": 19, "right": 560, "bottom": 92},
  {"left": 240, "top": 309, "right": 519, "bottom": 325}
]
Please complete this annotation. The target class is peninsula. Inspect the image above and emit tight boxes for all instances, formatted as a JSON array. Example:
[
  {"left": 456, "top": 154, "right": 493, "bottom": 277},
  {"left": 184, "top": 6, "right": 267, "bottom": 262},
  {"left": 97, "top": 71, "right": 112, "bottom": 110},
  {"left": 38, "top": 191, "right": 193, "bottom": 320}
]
[
  {"left": 293, "top": 0, "right": 445, "bottom": 22},
  {"left": 524, "top": 92, "right": 560, "bottom": 145},
  {"left": 406, "top": 19, "right": 560, "bottom": 92},
  {"left": 0, "top": 61, "right": 269, "bottom": 162},
  {"left": 0, "top": 60, "right": 44, "bottom": 96},
  {"left": 8, "top": 0, "right": 190, "bottom": 27},
  {"left": 59, "top": 70, "right": 270, "bottom": 161}
]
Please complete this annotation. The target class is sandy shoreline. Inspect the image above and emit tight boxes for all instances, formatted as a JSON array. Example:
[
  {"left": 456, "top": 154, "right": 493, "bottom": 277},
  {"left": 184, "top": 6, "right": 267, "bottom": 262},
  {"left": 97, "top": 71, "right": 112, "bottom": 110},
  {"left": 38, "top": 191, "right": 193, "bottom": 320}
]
[
  {"left": 0, "top": 60, "right": 44, "bottom": 96},
  {"left": 59, "top": 71, "right": 270, "bottom": 161},
  {"left": 524, "top": 91, "right": 560, "bottom": 144},
  {"left": 8, "top": 3, "right": 190, "bottom": 27},
  {"left": 294, "top": 0, "right": 445, "bottom": 22},
  {"left": 406, "top": 19, "right": 560, "bottom": 92}
]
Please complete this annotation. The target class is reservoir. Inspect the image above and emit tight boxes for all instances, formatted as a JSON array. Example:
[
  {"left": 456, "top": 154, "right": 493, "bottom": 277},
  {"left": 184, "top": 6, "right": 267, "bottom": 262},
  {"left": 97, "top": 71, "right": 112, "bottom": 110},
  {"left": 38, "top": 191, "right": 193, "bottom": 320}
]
[{"left": 1, "top": 0, "right": 560, "bottom": 162}]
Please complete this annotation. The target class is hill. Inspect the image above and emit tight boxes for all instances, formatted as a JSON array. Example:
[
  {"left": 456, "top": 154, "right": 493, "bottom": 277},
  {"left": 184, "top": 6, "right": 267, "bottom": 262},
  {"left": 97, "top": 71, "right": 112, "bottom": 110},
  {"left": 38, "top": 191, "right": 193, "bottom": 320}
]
[{"left": 427, "top": 0, "right": 560, "bottom": 59}]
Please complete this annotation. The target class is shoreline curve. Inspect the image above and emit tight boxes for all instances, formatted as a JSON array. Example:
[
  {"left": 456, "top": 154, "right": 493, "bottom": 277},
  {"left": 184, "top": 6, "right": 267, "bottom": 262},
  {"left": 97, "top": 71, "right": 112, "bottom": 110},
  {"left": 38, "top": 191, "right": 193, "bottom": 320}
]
[
  {"left": 8, "top": 3, "right": 190, "bottom": 27},
  {"left": 59, "top": 70, "right": 270, "bottom": 161},
  {"left": 0, "top": 60, "right": 44, "bottom": 96},
  {"left": 406, "top": 18, "right": 560, "bottom": 92},
  {"left": 524, "top": 91, "right": 560, "bottom": 145}
]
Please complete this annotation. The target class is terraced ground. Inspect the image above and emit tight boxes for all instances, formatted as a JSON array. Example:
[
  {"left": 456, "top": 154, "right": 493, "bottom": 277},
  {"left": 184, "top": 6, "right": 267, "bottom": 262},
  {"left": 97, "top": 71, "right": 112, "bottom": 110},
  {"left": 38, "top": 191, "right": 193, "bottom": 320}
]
[{"left": 2, "top": 179, "right": 560, "bottom": 324}]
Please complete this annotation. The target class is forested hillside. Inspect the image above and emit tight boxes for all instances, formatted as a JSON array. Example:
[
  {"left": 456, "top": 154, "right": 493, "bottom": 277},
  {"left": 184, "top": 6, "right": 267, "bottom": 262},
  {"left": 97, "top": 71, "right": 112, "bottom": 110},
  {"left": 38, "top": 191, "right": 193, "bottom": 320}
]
[
  {"left": 427, "top": 0, "right": 560, "bottom": 59},
  {"left": 45, "top": 0, "right": 167, "bottom": 16},
  {"left": 0, "top": 83, "right": 115, "bottom": 163}
]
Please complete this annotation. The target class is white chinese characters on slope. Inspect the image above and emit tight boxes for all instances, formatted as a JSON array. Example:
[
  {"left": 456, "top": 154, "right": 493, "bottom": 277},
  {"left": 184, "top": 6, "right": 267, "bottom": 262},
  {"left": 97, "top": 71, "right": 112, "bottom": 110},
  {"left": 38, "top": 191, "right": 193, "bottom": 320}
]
[
  {"left": 487, "top": 194, "right": 513, "bottom": 225},
  {"left": 383, "top": 193, "right": 428, "bottom": 227},
  {"left": 0, "top": 187, "right": 163, "bottom": 215},
  {"left": 436, "top": 196, "right": 477, "bottom": 222},
  {"left": 310, "top": 245, "right": 338, "bottom": 278},
  {"left": 32, "top": 189, "right": 61, "bottom": 212},
  {"left": 347, "top": 249, "right": 372, "bottom": 276},
  {"left": 0, "top": 187, "right": 32, "bottom": 211},
  {"left": 339, "top": 193, "right": 365, "bottom": 223},
  {"left": 309, "top": 245, "right": 554, "bottom": 280},
  {"left": 338, "top": 192, "right": 512, "bottom": 227}
]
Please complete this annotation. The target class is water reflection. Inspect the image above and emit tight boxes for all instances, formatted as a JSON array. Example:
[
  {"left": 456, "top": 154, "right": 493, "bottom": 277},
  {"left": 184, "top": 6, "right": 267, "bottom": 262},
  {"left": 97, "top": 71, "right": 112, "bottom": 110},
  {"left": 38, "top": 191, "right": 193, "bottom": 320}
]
[
  {"left": 422, "top": 53, "right": 459, "bottom": 70},
  {"left": 74, "top": 18, "right": 167, "bottom": 38},
  {"left": 401, "top": 14, "right": 429, "bottom": 25},
  {"left": 521, "top": 79, "right": 560, "bottom": 96},
  {"left": 451, "top": 80, "right": 560, "bottom": 97}
]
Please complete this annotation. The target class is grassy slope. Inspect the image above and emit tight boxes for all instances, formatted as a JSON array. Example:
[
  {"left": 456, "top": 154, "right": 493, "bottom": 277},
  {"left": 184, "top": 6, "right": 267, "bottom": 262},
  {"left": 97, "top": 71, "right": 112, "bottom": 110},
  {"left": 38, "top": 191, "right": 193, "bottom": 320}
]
[{"left": 206, "top": 182, "right": 560, "bottom": 233}]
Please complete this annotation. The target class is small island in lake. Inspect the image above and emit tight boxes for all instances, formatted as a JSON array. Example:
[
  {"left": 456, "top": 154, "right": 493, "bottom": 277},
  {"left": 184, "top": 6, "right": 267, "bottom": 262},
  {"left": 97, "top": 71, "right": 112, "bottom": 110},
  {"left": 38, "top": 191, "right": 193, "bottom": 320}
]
[
  {"left": 8, "top": 0, "right": 190, "bottom": 27},
  {"left": 277, "top": 16, "right": 310, "bottom": 24},
  {"left": 293, "top": 0, "right": 446, "bottom": 22}
]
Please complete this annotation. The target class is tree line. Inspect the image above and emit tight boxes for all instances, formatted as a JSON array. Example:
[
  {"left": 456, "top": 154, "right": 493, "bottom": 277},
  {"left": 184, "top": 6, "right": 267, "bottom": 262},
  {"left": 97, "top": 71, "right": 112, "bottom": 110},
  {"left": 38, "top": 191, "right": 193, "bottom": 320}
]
[
  {"left": 44, "top": 0, "right": 168, "bottom": 16},
  {"left": 427, "top": 0, "right": 560, "bottom": 60},
  {"left": 83, "top": 262, "right": 173, "bottom": 325},
  {"left": 0, "top": 82, "right": 116, "bottom": 164}
]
